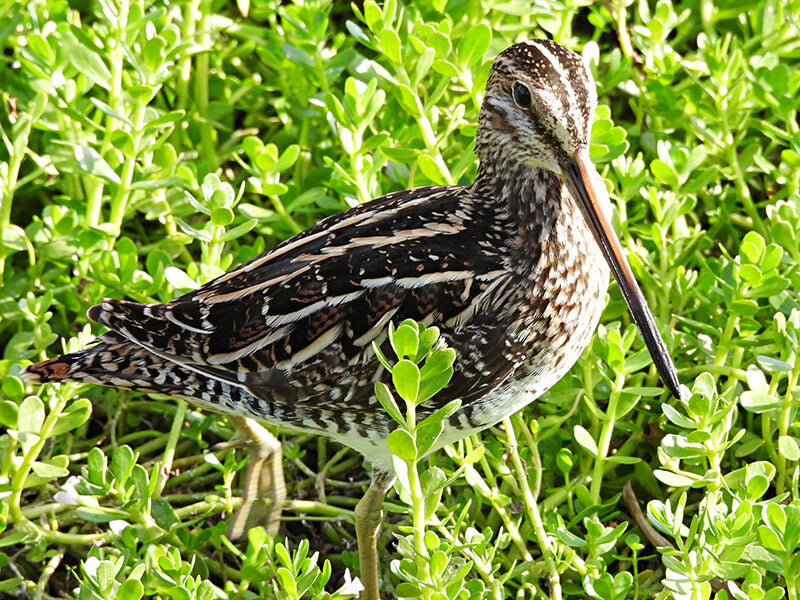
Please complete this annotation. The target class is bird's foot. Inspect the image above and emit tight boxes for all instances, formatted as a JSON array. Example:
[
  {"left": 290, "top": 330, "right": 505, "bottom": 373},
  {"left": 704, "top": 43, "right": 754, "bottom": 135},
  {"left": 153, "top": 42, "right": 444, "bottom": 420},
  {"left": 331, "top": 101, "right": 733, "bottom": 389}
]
[{"left": 214, "top": 416, "right": 286, "bottom": 539}]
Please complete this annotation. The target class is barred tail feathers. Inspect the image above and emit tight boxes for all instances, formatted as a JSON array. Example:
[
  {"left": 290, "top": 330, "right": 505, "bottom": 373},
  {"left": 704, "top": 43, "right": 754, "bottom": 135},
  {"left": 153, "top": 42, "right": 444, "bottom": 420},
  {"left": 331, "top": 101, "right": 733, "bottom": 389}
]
[
  {"left": 22, "top": 335, "right": 199, "bottom": 397},
  {"left": 22, "top": 334, "right": 275, "bottom": 424}
]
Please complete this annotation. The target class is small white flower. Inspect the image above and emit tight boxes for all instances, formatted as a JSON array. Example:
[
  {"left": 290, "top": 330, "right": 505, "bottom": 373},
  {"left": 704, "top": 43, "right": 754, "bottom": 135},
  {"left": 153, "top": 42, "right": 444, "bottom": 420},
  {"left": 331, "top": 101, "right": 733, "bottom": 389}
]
[
  {"left": 109, "top": 520, "right": 129, "bottom": 535},
  {"left": 82, "top": 556, "right": 100, "bottom": 578},
  {"left": 53, "top": 476, "right": 81, "bottom": 506},
  {"left": 337, "top": 569, "right": 365, "bottom": 597}
]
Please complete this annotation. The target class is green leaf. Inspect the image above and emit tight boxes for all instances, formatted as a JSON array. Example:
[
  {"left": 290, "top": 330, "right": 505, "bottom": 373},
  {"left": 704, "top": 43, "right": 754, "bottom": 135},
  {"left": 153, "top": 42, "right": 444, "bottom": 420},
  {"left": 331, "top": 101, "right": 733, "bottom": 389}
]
[
  {"left": 395, "top": 582, "right": 423, "bottom": 597},
  {"left": 417, "top": 153, "right": 450, "bottom": 185},
  {"left": 573, "top": 425, "right": 598, "bottom": 456},
  {"left": 210, "top": 206, "right": 235, "bottom": 226},
  {"left": 651, "top": 159, "right": 679, "bottom": 188},
  {"left": 662, "top": 404, "right": 694, "bottom": 429},
  {"left": 1, "top": 377, "right": 23, "bottom": 404},
  {"left": 371, "top": 342, "right": 393, "bottom": 371},
  {"left": 18, "top": 396, "right": 44, "bottom": 433},
  {"left": 606, "top": 455, "right": 641, "bottom": 465},
  {"left": 654, "top": 469, "right": 696, "bottom": 487},
  {"left": 144, "top": 110, "right": 186, "bottom": 130},
  {"left": 97, "top": 560, "right": 115, "bottom": 593},
  {"left": 416, "top": 418, "right": 443, "bottom": 456},
  {"left": 420, "top": 466, "right": 446, "bottom": 497},
  {"left": 392, "top": 359, "right": 420, "bottom": 403},
  {"left": 432, "top": 59, "right": 459, "bottom": 77},
  {"left": 220, "top": 218, "right": 258, "bottom": 242},
  {"left": 661, "top": 554, "right": 689, "bottom": 575},
  {"left": 779, "top": 436, "right": 800, "bottom": 461},
  {"left": 31, "top": 457, "right": 69, "bottom": 479},
  {"left": 375, "top": 382, "right": 405, "bottom": 426},
  {"left": 0, "top": 224, "right": 28, "bottom": 253},
  {"left": 76, "top": 506, "right": 129, "bottom": 523},
  {"left": 111, "top": 445, "right": 136, "bottom": 486},
  {"left": 52, "top": 398, "right": 92, "bottom": 436},
  {"left": 417, "top": 399, "right": 461, "bottom": 430},
  {"left": 387, "top": 429, "right": 416, "bottom": 461},
  {"left": 151, "top": 498, "right": 180, "bottom": 530},
  {"left": 417, "top": 367, "right": 453, "bottom": 404},
  {"left": 741, "top": 231, "right": 766, "bottom": 263},
  {"left": 69, "top": 43, "right": 112, "bottom": 90},
  {"left": 74, "top": 146, "right": 122, "bottom": 184},
  {"left": 740, "top": 390, "right": 781, "bottom": 413},
  {"left": 557, "top": 527, "right": 587, "bottom": 548},
  {"left": 417, "top": 325, "right": 440, "bottom": 357},
  {"left": 90, "top": 98, "right": 134, "bottom": 127},
  {"left": 0, "top": 531, "right": 30, "bottom": 548},
  {"left": 275, "top": 566, "right": 297, "bottom": 598},
  {"left": 758, "top": 525, "right": 786, "bottom": 554},
  {"left": 276, "top": 145, "right": 301, "bottom": 172},
  {"left": 458, "top": 23, "right": 491, "bottom": 67},
  {"left": 756, "top": 355, "right": 792, "bottom": 372},
  {"left": 379, "top": 28, "right": 401, "bottom": 64},
  {"left": 391, "top": 324, "right": 419, "bottom": 359},
  {"left": 0, "top": 400, "right": 18, "bottom": 428},
  {"left": 164, "top": 266, "right": 200, "bottom": 291},
  {"left": 464, "top": 445, "right": 485, "bottom": 463},
  {"left": 421, "top": 348, "right": 455, "bottom": 379},
  {"left": 396, "top": 84, "right": 422, "bottom": 118},
  {"left": 414, "top": 47, "right": 435, "bottom": 83},
  {"left": 746, "top": 474, "right": 770, "bottom": 500},
  {"left": 117, "top": 579, "right": 144, "bottom": 600},
  {"left": 87, "top": 447, "right": 108, "bottom": 486}
]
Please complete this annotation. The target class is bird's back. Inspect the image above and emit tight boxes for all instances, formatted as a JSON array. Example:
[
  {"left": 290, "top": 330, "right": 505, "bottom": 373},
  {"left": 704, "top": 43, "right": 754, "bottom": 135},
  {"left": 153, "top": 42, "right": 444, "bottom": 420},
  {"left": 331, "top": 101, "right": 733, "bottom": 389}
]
[{"left": 26, "top": 169, "right": 608, "bottom": 463}]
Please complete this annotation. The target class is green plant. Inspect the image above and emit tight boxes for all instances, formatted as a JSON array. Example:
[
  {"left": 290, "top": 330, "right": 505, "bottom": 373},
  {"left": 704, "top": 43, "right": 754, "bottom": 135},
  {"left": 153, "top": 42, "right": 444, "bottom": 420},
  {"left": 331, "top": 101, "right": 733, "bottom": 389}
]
[
  {"left": 2, "top": 0, "right": 800, "bottom": 598},
  {"left": 373, "top": 320, "right": 487, "bottom": 599}
]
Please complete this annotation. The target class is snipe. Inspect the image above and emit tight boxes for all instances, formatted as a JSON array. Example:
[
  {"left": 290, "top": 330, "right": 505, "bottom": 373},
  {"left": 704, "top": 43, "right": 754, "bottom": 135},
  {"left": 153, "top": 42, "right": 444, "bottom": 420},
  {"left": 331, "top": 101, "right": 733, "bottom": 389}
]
[{"left": 24, "top": 39, "right": 680, "bottom": 599}]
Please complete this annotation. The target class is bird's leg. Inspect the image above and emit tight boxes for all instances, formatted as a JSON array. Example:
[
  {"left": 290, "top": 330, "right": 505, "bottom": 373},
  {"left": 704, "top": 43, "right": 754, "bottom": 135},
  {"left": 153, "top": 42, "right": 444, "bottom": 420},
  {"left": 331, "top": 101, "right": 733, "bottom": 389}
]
[
  {"left": 354, "top": 470, "right": 396, "bottom": 600},
  {"left": 215, "top": 416, "right": 286, "bottom": 539}
]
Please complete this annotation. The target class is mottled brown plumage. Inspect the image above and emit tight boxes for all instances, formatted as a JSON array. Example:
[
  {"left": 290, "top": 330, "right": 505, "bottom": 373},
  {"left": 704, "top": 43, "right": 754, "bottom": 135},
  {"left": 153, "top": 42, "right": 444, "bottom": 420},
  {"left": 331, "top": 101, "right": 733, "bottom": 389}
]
[
  {"left": 25, "top": 40, "right": 679, "bottom": 598},
  {"left": 25, "top": 38, "right": 680, "bottom": 463}
]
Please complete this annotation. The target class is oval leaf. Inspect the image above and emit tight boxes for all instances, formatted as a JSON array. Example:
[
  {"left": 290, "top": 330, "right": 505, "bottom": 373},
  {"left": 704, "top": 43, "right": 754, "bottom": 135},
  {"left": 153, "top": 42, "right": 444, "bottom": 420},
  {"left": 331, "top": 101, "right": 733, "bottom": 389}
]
[
  {"left": 387, "top": 429, "right": 416, "bottom": 461},
  {"left": 392, "top": 360, "right": 420, "bottom": 403},
  {"left": 573, "top": 425, "right": 598, "bottom": 456}
]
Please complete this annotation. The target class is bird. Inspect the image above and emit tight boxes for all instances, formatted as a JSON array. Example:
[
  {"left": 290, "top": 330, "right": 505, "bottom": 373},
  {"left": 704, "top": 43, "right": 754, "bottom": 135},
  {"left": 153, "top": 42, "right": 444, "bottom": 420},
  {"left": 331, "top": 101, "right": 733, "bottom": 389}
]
[{"left": 23, "top": 39, "right": 681, "bottom": 600}]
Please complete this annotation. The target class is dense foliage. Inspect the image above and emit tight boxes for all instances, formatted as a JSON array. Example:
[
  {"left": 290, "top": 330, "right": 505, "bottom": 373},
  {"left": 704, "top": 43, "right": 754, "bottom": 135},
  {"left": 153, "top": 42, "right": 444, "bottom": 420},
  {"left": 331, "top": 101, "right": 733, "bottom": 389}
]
[{"left": 1, "top": 0, "right": 800, "bottom": 598}]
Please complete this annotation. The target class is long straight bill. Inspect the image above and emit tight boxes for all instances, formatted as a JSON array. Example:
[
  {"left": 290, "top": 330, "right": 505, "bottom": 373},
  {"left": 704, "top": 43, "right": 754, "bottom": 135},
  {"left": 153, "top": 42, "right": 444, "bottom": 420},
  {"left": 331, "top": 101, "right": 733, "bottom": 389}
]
[{"left": 564, "top": 145, "right": 681, "bottom": 399}]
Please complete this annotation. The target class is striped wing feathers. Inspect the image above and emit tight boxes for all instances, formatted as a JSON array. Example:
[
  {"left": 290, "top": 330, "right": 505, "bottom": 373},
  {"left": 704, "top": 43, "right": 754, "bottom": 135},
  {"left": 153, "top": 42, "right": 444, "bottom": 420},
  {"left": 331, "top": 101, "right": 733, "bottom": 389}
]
[{"left": 89, "top": 186, "right": 519, "bottom": 399}]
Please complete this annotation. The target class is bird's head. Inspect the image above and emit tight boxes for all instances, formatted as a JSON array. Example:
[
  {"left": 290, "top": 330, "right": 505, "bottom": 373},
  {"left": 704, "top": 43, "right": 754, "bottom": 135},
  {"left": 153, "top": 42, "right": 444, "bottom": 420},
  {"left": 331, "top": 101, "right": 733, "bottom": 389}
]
[{"left": 476, "top": 39, "right": 597, "bottom": 174}]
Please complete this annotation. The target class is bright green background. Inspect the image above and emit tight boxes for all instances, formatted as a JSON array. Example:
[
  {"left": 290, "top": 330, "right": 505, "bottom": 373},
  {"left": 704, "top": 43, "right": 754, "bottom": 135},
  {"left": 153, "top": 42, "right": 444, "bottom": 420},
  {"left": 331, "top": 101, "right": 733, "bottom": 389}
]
[{"left": 1, "top": 0, "right": 800, "bottom": 598}]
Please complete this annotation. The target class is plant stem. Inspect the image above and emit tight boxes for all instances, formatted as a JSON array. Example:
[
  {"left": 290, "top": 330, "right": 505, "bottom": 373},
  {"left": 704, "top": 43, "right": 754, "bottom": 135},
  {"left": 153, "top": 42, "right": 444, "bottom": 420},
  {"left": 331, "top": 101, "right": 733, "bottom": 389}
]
[
  {"left": 406, "top": 457, "right": 432, "bottom": 599},
  {"left": 777, "top": 366, "right": 799, "bottom": 493},
  {"left": 506, "top": 415, "right": 564, "bottom": 600},
  {"left": 153, "top": 399, "right": 188, "bottom": 499},
  {"left": 9, "top": 388, "right": 72, "bottom": 527},
  {"left": 589, "top": 372, "right": 624, "bottom": 503},
  {"left": 109, "top": 101, "right": 148, "bottom": 231},
  {"left": 0, "top": 104, "right": 38, "bottom": 278},
  {"left": 195, "top": 0, "right": 217, "bottom": 167}
]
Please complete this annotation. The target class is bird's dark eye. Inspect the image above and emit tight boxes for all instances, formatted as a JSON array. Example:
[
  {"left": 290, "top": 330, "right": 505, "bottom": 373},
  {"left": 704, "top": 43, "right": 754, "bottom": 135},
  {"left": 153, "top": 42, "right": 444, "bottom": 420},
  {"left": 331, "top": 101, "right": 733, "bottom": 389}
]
[{"left": 512, "top": 82, "right": 531, "bottom": 108}]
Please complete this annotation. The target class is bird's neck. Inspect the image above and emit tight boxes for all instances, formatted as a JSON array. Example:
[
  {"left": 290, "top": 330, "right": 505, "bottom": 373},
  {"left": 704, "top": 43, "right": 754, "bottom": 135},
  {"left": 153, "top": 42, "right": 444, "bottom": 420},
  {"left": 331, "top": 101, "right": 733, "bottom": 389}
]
[{"left": 471, "top": 159, "right": 569, "bottom": 239}]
